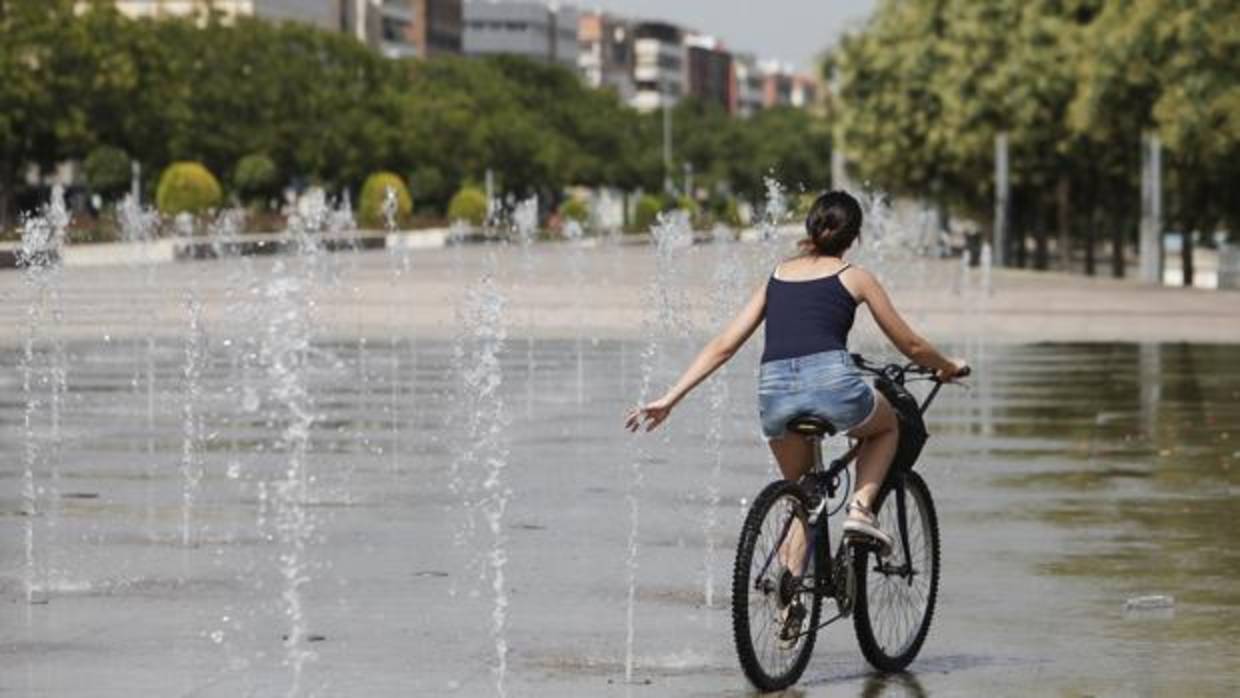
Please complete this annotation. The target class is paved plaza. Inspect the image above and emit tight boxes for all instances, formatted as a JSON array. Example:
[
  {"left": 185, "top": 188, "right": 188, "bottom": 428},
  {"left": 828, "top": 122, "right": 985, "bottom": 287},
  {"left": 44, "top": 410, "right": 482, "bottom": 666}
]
[{"left": 1, "top": 240, "right": 1238, "bottom": 696}]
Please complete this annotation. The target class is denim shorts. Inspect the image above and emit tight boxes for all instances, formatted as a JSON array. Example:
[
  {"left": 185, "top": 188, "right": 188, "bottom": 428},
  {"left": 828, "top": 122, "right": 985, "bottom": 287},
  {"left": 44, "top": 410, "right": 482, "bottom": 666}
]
[{"left": 758, "top": 350, "right": 877, "bottom": 440}]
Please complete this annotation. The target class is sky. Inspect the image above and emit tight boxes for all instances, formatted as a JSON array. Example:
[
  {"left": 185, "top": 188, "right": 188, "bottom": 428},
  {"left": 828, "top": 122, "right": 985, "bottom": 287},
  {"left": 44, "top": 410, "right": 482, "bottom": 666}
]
[{"left": 575, "top": 0, "right": 877, "bottom": 72}]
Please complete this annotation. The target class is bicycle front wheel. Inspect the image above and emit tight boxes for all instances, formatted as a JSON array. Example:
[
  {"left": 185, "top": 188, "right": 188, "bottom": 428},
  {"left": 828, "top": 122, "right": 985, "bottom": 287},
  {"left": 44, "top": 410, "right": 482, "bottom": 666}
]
[
  {"left": 852, "top": 470, "right": 940, "bottom": 671},
  {"left": 731, "top": 480, "right": 823, "bottom": 691}
]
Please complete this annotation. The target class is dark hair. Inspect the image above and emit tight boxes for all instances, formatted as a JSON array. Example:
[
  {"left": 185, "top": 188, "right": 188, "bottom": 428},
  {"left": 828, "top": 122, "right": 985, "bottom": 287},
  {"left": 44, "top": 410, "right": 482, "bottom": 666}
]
[{"left": 800, "top": 190, "right": 862, "bottom": 256}]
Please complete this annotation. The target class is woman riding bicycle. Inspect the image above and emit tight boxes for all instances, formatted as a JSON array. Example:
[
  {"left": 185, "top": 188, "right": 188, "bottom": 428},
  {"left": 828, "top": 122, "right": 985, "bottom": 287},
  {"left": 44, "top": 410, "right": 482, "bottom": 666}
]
[{"left": 625, "top": 189, "right": 967, "bottom": 552}]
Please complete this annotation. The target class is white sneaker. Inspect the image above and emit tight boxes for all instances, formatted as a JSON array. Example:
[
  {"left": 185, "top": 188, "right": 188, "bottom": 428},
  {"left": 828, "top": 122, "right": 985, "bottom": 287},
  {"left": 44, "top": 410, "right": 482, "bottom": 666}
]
[{"left": 842, "top": 502, "right": 894, "bottom": 557}]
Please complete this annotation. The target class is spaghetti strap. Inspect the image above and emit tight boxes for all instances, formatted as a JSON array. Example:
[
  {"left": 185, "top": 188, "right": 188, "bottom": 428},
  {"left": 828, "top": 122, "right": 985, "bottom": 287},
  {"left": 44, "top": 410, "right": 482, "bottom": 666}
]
[{"left": 836, "top": 263, "right": 851, "bottom": 275}]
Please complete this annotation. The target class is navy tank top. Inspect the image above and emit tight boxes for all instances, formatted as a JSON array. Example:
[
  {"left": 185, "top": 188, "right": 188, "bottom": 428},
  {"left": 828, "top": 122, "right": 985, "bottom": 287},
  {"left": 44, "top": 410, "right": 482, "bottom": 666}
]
[{"left": 760, "top": 264, "right": 857, "bottom": 364}]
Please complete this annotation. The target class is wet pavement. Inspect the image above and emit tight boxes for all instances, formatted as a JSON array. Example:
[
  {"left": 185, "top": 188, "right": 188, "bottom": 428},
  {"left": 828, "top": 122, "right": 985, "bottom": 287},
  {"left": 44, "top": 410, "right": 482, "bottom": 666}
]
[{"left": 2, "top": 331, "right": 1237, "bottom": 696}]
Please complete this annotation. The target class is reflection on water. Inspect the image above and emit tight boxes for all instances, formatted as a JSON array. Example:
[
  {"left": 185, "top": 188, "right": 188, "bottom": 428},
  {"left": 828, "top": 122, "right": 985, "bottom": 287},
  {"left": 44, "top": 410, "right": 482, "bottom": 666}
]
[
  {"left": 1, "top": 338, "right": 1238, "bottom": 696},
  {"left": 986, "top": 343, "right": 1239, "bottom": 693}
]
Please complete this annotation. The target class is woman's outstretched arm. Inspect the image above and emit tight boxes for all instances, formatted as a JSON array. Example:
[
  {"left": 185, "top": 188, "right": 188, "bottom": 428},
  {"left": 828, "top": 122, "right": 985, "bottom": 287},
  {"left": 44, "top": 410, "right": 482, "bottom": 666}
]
[
  {"left": 852, "top": 268, "right": 965, "bottom": 380},
  {"left": 625, "top": 281, "right": 766, "bottom": 432}
]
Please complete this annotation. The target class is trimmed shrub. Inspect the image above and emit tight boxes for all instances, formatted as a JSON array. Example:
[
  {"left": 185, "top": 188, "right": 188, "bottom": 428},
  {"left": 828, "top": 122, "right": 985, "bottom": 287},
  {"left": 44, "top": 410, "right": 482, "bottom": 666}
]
[
  {"left": 632, "top": 193, "right": 663, "bottom": 233},
  {"left": 359, "top": 171, "right": 412, "bottom": 228},
  {"left": 156, "top": 162, "right": 222, "bottom": 215},
  {"left": 233, "top": 153, "right": 279, "bottom": 207},
  {"left": 708, "top": 196, "right": 743, "bottom": 228},
  {"left": 83, "top": 145, "right": 131, "bottom": 199},
  {"left": 558, "top": 197, "right": 589, "bottom": 224},
  {"left": 675, "top": 194, "right": 702, "bottom": 227},
  {"left": 447, "top": 186, "right": 487, "bottom": 226}
]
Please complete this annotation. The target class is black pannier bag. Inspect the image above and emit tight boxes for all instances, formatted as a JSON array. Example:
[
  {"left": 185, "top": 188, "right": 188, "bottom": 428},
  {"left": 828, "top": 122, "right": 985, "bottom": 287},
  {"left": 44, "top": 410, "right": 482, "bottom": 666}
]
[{"left": 874, "top": 377, "right": 928, "bottom": 471}]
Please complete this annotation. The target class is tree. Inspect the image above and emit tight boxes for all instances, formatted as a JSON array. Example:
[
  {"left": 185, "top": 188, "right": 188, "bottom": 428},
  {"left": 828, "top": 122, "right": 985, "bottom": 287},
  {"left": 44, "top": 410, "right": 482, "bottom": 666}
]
[
  {"left": 156, "top": 161, "right": 222, "bottom": 215},
  {"left": 1072, "top": 0, "right": 1240, "bottom": 285},
  {"left": 83, "top": 145, "right": 132, "bottom": 200},
  {"left": 233, "top": 153, "right": 279, "bottom": 208},
  {"left": 358, "top": 171, "right": 412, "bottom": 228},
  {"left": 0, "top": 0, "right": 73, "bottom": 229}
]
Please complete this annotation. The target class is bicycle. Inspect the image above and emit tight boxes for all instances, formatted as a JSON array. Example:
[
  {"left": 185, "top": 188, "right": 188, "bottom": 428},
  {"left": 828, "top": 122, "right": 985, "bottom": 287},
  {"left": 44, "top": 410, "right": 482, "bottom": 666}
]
[{"left": 731, "top": 354, "right": 970, "bottom": 690}]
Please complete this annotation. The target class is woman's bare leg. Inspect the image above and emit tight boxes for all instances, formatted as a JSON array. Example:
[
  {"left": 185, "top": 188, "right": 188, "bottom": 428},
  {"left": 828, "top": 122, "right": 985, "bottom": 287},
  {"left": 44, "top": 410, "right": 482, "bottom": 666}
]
[
  {"left": 769, "top": 435, "right": 814, "bottom": 482},
  {"left": 767, "top": 435, "right": 814, "bottom": 574},
  {"left": 847, "top": 392, "right": 899, "bottom": 510}
]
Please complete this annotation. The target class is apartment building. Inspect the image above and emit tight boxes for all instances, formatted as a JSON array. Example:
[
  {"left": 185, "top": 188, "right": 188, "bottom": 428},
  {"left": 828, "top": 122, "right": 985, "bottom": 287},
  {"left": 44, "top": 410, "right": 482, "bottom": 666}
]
[
  {"left": 111, "top": 1, "right": 339, "bottom": 29},
  {"left": 109, "top": 1, "right": 462, "bottom": 59},
  {"left": 732, "top": 53, "right": 765, "bottom": 117},
  {"left": 410, "top": 0, "right": 463, "bottom": 58},
  {"left": 463, "top": 0, "right": 579, "bottom": 70},
  {"left": 577, "top": 12, "right": 634, "bottom": 102},
  {"left": 684, "top": 34, "right": 732, "bottom": 113},
  {"left": 630, "top": 21, "right": 684, "bottom": 113}
]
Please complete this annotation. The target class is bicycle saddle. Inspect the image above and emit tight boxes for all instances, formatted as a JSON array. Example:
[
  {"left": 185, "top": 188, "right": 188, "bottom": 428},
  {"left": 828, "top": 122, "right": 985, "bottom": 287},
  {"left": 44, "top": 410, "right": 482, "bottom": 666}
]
[{"left": 786, "top": 415, "right": 837, "bottom": 437}]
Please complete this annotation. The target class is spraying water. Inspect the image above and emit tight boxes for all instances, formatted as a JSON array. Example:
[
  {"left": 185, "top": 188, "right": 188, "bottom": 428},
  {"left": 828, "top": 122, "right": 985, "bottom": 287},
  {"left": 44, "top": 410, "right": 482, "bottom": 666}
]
[
  {"left": 624, "top": 210, "right": 693, "bottom": 683},
  {"left": 513, "top": 195, "right": 538, "bottom": 419},
  {"left": 757, "top": 177, "right": 792, "bottom": 272},
  {"left": 562, "top": 219, "right": 587, "bottom": 405},
  {"left": 208, "top": 208, "right": 255, "bottom": 496},
  {"left": 453, "top": 251, "right": 511, "bottom": 696},
  {"left": 17, "top": 185, "right": 68, "bottom": 609},
  {"left": 260, "top": 189, "right": 332, "bottom": 696},
  {"left": 119, "top": 200, "right": 162, "bottom": 446},
  {"left": 702, "top": 227, "right": 743, "bottom": 608},
  {"left": 382, "top": 186, "right": 408, "bottom": 473},
  {"left": 179, "top": 291, "right": 206, "bottom": 548}
]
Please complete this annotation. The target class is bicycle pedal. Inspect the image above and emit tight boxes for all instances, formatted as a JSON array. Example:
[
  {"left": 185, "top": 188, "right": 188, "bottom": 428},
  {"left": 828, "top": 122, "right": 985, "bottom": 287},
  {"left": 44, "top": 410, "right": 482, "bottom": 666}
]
[{"left": 844, "top": 532, "right": 890, "bottom": 556}]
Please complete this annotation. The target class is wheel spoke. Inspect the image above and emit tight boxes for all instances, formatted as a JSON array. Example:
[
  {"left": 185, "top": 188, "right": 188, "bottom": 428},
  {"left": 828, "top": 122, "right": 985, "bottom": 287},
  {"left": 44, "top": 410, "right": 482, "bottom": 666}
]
[
  {"left": 734, "top": 486, "right": 819, "bottom": 687},
  {"left": 857, "top": 477, "right": 938, "bottom": 665}
]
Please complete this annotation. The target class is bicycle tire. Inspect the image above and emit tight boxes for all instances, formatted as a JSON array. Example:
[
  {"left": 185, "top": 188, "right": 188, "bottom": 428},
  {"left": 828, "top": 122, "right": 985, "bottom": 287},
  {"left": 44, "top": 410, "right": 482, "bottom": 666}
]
[
  {"left": 731, "top": 480, "right": 823, "bottom": 691},
  {"left": 851, "top": 470, "right": 940, "bottom": 671}
]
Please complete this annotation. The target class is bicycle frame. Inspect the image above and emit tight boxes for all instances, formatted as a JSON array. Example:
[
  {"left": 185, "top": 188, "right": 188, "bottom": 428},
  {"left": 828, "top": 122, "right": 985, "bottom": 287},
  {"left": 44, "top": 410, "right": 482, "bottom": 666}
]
[{"left": 790, "top": 367, "right": 954, "bottom": 635}]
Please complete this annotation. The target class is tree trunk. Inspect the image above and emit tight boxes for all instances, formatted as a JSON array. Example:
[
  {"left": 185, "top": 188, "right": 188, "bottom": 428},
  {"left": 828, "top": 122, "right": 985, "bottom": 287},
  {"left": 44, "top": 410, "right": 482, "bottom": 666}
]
[
  {"left": 1084, "top": 209, "right": 1096, "bottom": 276},
  {"left": 0, "top": 167, "right": 12, "bottom": 234},
  {"left": 1034, "top": 199, "right": 1049, "bottom": 271},
  {"left": 1110, "top": 210, "right": 1126, "bottom": 278},
  {"left": 1056, "top": 176, "right": 1071, "bottom": 272},
  {"left": 1013, "top": 190, "right": 1027, "bottom": 268},
  {"left": 1181, "top": 226, "right": 1194, "bottom": 287}
]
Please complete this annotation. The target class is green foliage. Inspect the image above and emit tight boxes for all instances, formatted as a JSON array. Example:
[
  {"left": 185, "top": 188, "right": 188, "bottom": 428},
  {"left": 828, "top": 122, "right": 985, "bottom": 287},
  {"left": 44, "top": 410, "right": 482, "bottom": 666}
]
[
  {"left": 830, "top": 0, "right": 1238, "bottom": 275},
  {"left": 632, "top": 193, "right": 664, "bottom": 233},
  {"left": 6, "top": 0, "right": 1233, "bottom": 257},
  {"left": 674, "top": 194, "right": 701, "bottom": 227},
  {"left": 558, "top": 197, "right": 589, "bottom": 223},
  {"left": 0, "top": 7, "right": 841, "bottom": 228},
  {"left": 409, "top": 166, "right": 447, "bottom": 208},
  {"left": 719, "top": 197, "right": 744, "bottom": 228},
  {"left": 359, "top": 171, "right": 412, "bottom": 228},
  {"left": 447, "top": 186, "right": 487, "bottom": 226},
  {"left": 155, "top": 161, "right": 222, "bottom": 215},
  {"left": 83, "top": 145, "right": 131, "bottom": 199},
  {"left": 232, "top": 153, "right": 279, "bottom": 206}
]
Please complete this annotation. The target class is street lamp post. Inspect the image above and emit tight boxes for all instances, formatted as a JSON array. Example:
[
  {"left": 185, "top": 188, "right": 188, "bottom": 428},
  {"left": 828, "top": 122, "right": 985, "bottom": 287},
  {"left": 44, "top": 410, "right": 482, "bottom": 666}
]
[
  {"left": 662, "top": 78, "right": 673, "bottom": 195},
  {"left": 994, "top": 132, "right": 1010, "bottom": 267}
]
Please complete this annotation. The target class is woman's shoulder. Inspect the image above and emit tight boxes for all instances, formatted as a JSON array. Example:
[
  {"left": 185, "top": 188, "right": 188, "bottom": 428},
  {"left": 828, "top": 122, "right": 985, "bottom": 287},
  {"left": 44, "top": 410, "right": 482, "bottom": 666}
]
[
  {"left": 838, "top": 263, "right": 877, "bottom": 301},
  {"left": 840, "top": 263, "right": 874, "bottom": 283}
]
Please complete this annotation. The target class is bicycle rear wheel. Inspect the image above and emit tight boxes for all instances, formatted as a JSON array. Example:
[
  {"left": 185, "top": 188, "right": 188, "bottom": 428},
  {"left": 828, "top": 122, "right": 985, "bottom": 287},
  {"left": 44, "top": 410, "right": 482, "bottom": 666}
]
[
  {"left": 731, "top": 480, "right": 823, "bottom": 691},
  {"left": 851, "top": 470, "right": 940, "bottom": 671}
]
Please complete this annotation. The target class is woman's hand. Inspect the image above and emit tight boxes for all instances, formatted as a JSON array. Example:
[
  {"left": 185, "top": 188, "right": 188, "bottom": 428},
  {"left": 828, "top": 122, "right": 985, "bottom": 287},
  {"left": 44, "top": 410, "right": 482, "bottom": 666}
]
[
  {"left": 625, "top": 395, "right": 675, "bottom": 433},
  {"left": 936, "top": 358, "right": 969, "bottom": 382}
]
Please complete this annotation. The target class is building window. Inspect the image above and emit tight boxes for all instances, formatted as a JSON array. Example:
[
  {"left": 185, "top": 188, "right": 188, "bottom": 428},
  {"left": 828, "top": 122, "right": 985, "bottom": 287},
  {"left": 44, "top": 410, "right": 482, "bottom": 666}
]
[{"left": 382, "top": 18, "right": 407, "bottom": 42}]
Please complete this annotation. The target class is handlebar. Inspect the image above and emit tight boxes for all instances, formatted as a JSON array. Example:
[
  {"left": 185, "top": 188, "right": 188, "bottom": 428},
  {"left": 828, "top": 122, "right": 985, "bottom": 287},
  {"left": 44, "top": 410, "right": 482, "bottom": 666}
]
[{"left": 851, "top": 353, "right": 971, "bottom": 384}]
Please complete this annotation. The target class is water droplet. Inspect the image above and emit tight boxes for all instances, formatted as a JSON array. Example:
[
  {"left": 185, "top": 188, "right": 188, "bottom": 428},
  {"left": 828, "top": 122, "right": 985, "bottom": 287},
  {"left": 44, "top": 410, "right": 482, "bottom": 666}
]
[
  {"left": 226, "top": 462, "right": 241, "bottom": 479},
  {"left": 210, "top": 630, "right": 224, "bottom": 643}
]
